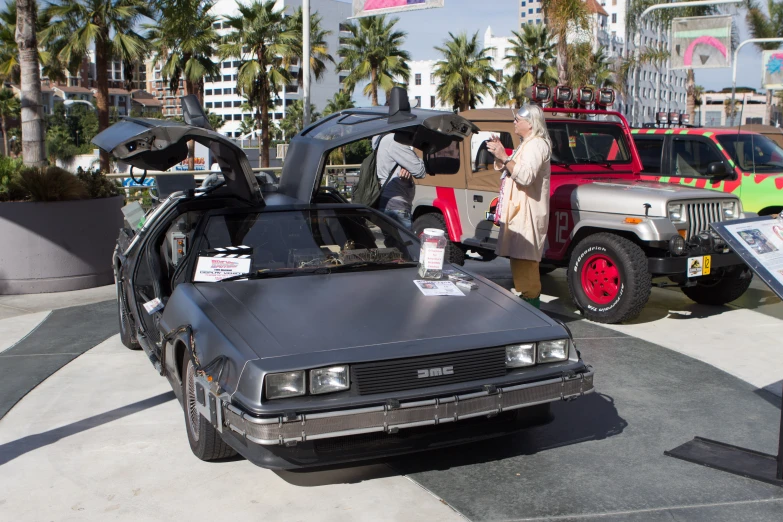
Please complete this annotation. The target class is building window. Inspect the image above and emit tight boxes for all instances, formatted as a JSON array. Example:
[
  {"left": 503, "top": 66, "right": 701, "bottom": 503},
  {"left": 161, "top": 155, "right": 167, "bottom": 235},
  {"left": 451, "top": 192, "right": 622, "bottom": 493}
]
[
  {"left": 414, "top": 96, "right": 421, "bottom": 107},
  {"left": 612, "top": 13, "right": 616, "bottom": 23},
  {"left": 529, "top": 8, "right": 533, "bottom": 13},
  {"left": 233, "top": 74, "right": 238, "bottom": 81},
  {"left": 205, "top": 102, "right": 213, "bottom": 108},
  {"left": 430, "top": 74, "right": 435, "bottom": 85},
  {"left": 430, "top": 95, "right": 436, "bottom": 108},
  {"left": 521, "top": 1, "right": 525, "bottom": 5},
  {"left": 119, "top": 96, "right": 125, "bottom": 104},
  {"left": 213, "top": 22, "right": 221, "bottom": 29},
  {"left": 339, "top": 22, "right": 351, "bottom": 32},
  {"left": 233, "top": 61, "right": 240, "bottom": 68},
  {"left": 536, "top": 7, "right": 541, "bottom": 12},
  {"left": 415, "top": 73, "right": 421, "bottom": 85},
  {"left": 223, "top": 74, "right": 231, "bottom": 81},
  {"left": 339, "top": 75, "right": 347, "bottom": 83},
  {"left": 110, "top": 95, "right": 115, "bottom": 104},
  {"left": 521, "top": 12, "right": 525, "bottom": 17},
  {"left": 274, "top": 112, "right": 283, "bottom": 119},
  {"left": 206, "top": 89, "right": 212, "bottom": 96},
  {"left": 233, "top": 101, "right": 241, "bottom": 107},
  {"left": 233, "top": 114, "right": 241, "bottom": 120},
  {"left": 214, "top": 101, "right": 222, "bottom": 108},
  {"left": 536, "top": 19, "right": 541, "bottom": 24},
  {"left": 223, "top": 61, "right": 231, "bottom": 68}
]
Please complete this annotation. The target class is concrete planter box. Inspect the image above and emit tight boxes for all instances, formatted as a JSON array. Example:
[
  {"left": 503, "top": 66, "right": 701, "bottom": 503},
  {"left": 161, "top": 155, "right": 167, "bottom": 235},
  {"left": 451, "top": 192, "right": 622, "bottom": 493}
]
[{"left": 0, "top": 196, "right": 124, "bottom": 294}]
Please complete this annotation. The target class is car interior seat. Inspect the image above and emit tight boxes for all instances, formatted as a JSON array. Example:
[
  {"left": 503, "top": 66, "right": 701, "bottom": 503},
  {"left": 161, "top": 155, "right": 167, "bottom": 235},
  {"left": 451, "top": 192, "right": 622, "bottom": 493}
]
[
  {"left": 474, "top": 141, "right": 494, "bottom": 171},
  {"left": 673, "top": 142, "right": 699, "bottom": 177}
]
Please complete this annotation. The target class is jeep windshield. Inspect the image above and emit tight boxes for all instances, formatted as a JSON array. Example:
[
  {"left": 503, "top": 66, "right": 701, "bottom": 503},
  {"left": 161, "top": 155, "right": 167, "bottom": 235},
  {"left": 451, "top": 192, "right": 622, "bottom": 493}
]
[
  {"left": 547, "top": 121, "right": 633, "bottom": 166},
  {"left": 716, "top": 134, "right": 783, "bottom": 172},
  {"left": 194, "top": 208, "right": 419, "bottom": 282}
]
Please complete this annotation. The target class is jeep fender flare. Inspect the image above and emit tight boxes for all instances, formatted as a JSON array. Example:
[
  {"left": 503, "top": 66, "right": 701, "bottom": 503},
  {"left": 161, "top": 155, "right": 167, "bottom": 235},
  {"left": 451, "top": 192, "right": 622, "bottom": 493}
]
[
  {"left": 413, "top": 187, "right": 463, "bottom": 242},
  {"left": 570, "top": 215, "right": 677, "bottom": 245}
]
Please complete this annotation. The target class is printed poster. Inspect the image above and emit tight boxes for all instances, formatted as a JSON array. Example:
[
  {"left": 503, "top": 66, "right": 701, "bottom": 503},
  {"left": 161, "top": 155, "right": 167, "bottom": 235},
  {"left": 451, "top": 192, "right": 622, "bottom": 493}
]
[
  {"left": 762, "top": 50, "right": 783, "bottom": 90},
  {"left": 352, "top": 0, "right": 444, "bottom": 18},
  {"left": 671, "top": 15, "right": 733, "bottom": 70}
]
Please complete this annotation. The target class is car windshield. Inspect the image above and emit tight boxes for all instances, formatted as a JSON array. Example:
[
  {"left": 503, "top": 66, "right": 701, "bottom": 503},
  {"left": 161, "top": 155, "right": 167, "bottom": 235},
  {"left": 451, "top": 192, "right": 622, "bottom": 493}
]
[
  {"left": 194, "top": 208, "right": 419, "bottom": 281},
  {"left": 716, "top": 133, "right": 783, "bottom": 172},
  {"left": 547, "top": 122, "right": 632, "bottom": 166}
]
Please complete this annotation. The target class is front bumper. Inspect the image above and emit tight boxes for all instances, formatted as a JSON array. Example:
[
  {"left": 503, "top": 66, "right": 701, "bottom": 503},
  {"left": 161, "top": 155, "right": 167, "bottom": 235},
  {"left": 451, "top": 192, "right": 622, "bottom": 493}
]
[
  {"left": 648, "top": 251, "right": 743, "bottom": 275},
  {"left": 221, "top": 369, "right": 594, "bottom": 446}
]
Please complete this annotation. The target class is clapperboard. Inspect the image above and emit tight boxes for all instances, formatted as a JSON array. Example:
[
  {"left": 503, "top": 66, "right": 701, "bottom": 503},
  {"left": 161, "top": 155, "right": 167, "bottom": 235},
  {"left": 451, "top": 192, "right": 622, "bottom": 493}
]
[{"left": 205, "top": 245, "right": 253, "bottom": 259}]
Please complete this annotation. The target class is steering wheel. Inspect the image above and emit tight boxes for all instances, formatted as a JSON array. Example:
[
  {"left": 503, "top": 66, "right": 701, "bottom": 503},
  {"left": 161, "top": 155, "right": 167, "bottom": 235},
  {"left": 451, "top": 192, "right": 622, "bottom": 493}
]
[{"left": 129, "top": 165, "right": 147, "bottom": 185}]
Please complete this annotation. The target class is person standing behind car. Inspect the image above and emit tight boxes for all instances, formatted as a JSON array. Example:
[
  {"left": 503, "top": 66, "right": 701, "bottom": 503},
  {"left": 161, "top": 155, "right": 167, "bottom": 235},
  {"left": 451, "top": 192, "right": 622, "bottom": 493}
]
[
  {"left": 372, "top": 133, "right": 426, "bottom": 229},
  {"left": 486, "top": 104, "right": 551, "bottom": 309}
]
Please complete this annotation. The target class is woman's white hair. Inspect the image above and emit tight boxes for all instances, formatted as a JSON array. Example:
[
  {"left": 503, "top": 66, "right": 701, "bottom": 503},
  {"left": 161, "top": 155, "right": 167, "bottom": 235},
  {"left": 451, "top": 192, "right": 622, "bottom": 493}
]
[{"left": 515, "top": 104, "right": 551, "bottom": 149}]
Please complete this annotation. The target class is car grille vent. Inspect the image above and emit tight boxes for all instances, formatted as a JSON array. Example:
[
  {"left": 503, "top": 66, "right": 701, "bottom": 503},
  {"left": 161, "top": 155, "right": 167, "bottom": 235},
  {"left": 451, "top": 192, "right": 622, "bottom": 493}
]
[
  {"left": 685, "top": 202, "right": 723, "bottom": 240},
  {"left": 352, "top": 346, "right": 507, "bottom": 396}
]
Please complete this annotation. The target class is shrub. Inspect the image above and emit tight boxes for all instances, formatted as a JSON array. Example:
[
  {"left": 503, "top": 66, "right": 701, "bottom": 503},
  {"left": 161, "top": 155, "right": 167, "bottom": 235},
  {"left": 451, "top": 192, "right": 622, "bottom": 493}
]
[
  {"left": 76, "top": 167, "right": 120, "bottom": 199},
  {"left": 0, "top": 155, "right": 24, "bottom": 202},
  {"left": 13, "top": 166, "right": 88, "bottom": 202}
]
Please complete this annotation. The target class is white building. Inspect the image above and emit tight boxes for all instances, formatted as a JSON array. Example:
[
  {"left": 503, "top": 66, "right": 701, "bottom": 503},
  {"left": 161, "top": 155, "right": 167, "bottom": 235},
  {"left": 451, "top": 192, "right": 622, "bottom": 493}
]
[
  {"left": 699, "top": 91, "right": 770, "bottom": 127},
  {"left": 203, "top": 0, "right": 351, "bottom": 138},
  {"left": 407, "top": 60, "right": 450, "bottom": 110},
  {"left": 518, "top": 0, "right": 544, "bottom": 28}
]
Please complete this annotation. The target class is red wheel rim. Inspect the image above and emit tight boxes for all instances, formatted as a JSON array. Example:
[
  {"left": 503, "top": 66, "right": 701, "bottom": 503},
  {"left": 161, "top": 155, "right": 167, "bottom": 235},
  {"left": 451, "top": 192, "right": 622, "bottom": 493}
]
[{"left": 581, "top": 254, "right": 620, "bottom": 305}]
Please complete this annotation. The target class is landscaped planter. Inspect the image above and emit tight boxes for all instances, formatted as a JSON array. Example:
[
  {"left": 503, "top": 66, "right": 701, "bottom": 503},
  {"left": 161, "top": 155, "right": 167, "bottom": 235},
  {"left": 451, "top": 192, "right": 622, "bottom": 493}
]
[{"left": 0, "top": 195, "right": 124, "bottom": 294}]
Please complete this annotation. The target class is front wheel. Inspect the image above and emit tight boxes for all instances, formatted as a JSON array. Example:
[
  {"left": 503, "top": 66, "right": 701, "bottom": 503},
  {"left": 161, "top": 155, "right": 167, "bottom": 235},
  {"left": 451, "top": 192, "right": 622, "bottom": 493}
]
[
  {"left": 567, "top": 233, "right": 651, "bottom": 324},
  {"left": 680, "top": 268, "right": 752, "bottom": 305},
  {"left": 182, "top": 357, "right": 237, "bottom": 461},
  {"left": 412, "top": 212, "right": 465, "bottom": 266}
]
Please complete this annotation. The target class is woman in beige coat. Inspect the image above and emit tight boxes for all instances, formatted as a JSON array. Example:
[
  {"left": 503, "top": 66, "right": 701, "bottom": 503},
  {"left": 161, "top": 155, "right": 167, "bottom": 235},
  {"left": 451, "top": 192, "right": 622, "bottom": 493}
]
[{"left": 486, "top": 104, "right": 551, "bottom": 308}]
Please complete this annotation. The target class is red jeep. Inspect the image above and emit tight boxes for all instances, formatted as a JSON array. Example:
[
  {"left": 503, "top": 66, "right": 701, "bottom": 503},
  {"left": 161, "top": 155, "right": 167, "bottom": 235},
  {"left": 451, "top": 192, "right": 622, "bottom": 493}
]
[{"left": 412, "top": 108, "right": 750, "bottom": 324}]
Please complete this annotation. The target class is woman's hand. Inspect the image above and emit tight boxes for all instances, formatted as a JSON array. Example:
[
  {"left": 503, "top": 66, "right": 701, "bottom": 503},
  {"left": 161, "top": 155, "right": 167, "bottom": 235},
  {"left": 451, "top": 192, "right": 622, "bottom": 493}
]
[{"left": 486, "top": 136, "right": 509, "bottom": 163}]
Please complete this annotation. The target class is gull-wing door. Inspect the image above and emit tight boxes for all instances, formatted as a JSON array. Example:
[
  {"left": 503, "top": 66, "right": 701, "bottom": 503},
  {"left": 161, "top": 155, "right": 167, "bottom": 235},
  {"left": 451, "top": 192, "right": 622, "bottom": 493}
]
[
  {"left": 278, "top": 87, "right": 479, "bottom": 203},
  {"left": 92, "top": 95, "right": 262, "bottom": 205}
]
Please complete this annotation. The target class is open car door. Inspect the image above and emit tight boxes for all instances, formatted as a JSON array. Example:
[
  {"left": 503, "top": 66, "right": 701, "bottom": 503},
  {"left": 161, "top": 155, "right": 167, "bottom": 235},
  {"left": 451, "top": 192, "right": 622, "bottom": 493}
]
[
  {"left": 93, "top": 95, "right": 262, "bottom": 205},
  {"left": 278, "top": 87, "right": 479, "bottom": 203}
]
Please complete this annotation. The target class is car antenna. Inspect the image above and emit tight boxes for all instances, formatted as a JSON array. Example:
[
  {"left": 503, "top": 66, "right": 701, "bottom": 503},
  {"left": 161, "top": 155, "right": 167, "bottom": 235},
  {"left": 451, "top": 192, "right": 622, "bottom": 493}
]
[{"left": 735, "top": 93, "right": 747, "bottom": 174}]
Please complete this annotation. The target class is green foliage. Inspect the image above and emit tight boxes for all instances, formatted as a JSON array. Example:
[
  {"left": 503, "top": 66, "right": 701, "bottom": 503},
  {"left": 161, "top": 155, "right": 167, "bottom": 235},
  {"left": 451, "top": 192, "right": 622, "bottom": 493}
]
[
  {"left": 46, "top": 102, "right": 99, "bottom": 157},
  {"left": 0, "top": 155, "right": 23, "bottom": 201},
  {"left": 287, "top": 7, "right": 335, "bottom": 85},
  {"left": 13, "top": 166, "right": 88, "bottom": 202},
  {"left": 76, "top": 166, "right": 120, "bottom": 198},
  {"left": 323, "top": 90, "right": 355, "bottom": 116},
  {"left": 433, "top": 31, "right": 498, "bottom": 112},
  {"left": 343, "top": 139, "right": 372, "bottom": 164},
  {"left": 337, "top": 15, "right": 411, "bottom": 106},
  {"left": 46, "top": 126, "right": 79, "bottom": 164},
  {"left": 279, "top": 99, "right": 320, "bottom": 138}
]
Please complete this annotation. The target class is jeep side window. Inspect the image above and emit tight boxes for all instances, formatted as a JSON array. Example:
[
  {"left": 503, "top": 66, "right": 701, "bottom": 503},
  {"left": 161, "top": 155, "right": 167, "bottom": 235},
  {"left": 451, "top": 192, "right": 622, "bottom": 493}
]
[
  {"left": 672, "top": 138, "right": 724, "bottom": 177},
  {"left": 471, "top": 131, "right": 514, "bottom": 172},
  {"left": 634, "top": 138, "right": 664, "bottom": 174},
  {"left": 547, "top": 122, "right": 631, "bottom": 165}
]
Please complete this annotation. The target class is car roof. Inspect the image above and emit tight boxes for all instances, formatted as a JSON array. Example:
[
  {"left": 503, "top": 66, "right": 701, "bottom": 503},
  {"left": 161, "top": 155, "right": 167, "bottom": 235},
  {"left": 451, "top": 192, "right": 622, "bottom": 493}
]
[
  {"left": 458, "top": 107, "right": 622, "bottom": 123},
  {"left": 630, "top": 128, "right": 758, "bottom": 136}
]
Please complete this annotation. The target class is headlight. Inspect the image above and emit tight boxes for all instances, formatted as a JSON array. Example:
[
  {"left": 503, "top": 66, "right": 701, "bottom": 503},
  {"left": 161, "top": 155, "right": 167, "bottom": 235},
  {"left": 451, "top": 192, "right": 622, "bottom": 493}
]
[
  {"left": 506, "top": 343, "right": 535, "bottom": 368},
  {"left": 266, "top": 371, "right": 305, "bottom": 399},
  {"left": 667, "top": 202, "right": 684, "bottom": 223},
  {"left": 722, "top": 201, "right": 738, "bottom": 220},
  {"left": 669, "top": 234, "right": 685, "bottom": 255},
  {"left": 537, "top": 339, "right": 569, "bottom": 363},
  {"left": 310, "top": 365, "right": 350, "bottom": 395}
]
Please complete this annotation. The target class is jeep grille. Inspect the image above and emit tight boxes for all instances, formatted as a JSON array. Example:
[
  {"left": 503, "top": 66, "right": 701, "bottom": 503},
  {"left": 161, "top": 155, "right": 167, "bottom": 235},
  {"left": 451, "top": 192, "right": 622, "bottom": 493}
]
[{"left": 685, "top": 202, "right": 724, "bottom": 240}]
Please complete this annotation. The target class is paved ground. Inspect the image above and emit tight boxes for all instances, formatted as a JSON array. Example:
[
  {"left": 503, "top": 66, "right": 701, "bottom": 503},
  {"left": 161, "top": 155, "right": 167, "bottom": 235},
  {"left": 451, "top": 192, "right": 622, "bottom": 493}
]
[{"left": 0, "top": 263, "right": 781, "bottom": 521}]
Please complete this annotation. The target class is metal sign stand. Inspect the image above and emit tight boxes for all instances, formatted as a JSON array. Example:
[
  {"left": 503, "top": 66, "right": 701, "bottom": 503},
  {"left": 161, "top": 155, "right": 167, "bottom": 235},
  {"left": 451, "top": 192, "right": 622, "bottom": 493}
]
[{"left": 665, "top": 216, "right": 783, "bottom": 486}]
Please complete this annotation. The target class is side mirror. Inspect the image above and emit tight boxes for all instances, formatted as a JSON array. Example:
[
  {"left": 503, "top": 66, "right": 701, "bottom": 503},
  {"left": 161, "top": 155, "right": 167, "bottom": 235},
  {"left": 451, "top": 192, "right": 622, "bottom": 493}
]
[{"left": 707, "top": 161, "right": 729, "bottom": 178}]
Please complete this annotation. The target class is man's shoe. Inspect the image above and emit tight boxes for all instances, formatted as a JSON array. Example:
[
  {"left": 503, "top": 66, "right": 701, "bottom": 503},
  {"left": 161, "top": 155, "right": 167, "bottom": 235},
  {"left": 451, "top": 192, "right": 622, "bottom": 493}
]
[{"left": 523, "top": 296, "right": 541, "bottom": 309}]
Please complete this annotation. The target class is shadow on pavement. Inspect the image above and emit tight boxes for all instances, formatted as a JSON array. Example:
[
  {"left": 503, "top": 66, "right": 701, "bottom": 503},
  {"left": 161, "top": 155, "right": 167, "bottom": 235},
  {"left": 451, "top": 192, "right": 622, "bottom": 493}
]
[
  {"left": 274, "top": 463, "right": 399, "bottom": 487},
  {"left": 0, "top": 391, "right": 175, "bottom": 467},
  {"left": 390, "top": 392, "right": 626, "bottom": 474}
]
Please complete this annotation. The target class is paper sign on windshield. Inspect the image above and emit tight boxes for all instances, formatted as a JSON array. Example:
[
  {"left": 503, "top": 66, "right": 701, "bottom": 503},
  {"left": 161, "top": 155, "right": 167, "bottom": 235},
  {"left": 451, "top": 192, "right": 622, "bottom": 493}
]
[{"left": 194, "top": 256, "right": 252, "bottom": 282}]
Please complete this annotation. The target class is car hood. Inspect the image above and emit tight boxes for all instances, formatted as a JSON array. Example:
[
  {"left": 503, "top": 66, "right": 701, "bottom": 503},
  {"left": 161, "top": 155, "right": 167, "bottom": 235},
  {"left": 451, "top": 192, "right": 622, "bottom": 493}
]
[
  {"left": 190, "top": 268, "right": 562, "bottom": 364},
  {"left": 574, "top": 180, "right": 739, "bottom": 217}
]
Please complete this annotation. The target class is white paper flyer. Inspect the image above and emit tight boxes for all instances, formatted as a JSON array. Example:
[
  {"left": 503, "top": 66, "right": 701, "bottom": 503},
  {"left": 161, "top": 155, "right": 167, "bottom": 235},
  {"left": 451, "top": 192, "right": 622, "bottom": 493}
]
[
  {"left": 413, "top": 280, "right": 465, "bottom": 296},
  {"left": 194, "top": 256, "right": 252, "bottom": 282}
]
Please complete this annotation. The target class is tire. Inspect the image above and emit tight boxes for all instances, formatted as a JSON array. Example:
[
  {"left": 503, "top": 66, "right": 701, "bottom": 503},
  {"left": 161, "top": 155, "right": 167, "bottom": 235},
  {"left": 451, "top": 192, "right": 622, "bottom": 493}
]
[
  {"left": 539, "top": 265, "right": 557, "bottom": 276},
  {"left": 117, "top": 281, "right": 140, "bottom": 350},
  {"left": 182, "top": 356, "right": 237, "bottom": 461},
  {"left": 567, "top": 233, "right": 651, "bottom": 324},
  {"left": 412, "top": 212, "right": 465, "bottom": 265},
  {"left": 681, "top": 269, "right": 752, "bottom": 305}
]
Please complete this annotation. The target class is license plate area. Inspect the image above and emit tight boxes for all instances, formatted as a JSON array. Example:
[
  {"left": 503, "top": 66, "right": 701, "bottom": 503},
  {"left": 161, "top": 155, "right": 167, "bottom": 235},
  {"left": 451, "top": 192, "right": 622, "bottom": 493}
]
[{"left": 687, "top": 255, "right": 711, "bottom": 277}]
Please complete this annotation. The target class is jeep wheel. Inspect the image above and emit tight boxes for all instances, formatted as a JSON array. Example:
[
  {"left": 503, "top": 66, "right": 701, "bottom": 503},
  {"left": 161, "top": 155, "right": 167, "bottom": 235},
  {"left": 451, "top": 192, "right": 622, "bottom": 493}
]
[
  {"left": 567, "top": 233, "right": 651, "bottom": 324},
  {"left": 117, "top": 279, "right": 140, "bottom": 350},
  {"left": 412, "top": 213, "right": 465, "bottom": 265},
  {"left": 681, "top": 269, "right": 752, "bottom": 305},
  {"left": 183, "top": 356, "right": 237, "bottom": 461}
]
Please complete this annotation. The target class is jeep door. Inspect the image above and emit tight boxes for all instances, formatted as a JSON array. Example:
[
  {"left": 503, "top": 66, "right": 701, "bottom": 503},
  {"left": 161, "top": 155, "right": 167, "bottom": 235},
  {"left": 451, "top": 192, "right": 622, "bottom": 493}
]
[{"left": 667, "top": 135, "right": 735, "bottom": 190}]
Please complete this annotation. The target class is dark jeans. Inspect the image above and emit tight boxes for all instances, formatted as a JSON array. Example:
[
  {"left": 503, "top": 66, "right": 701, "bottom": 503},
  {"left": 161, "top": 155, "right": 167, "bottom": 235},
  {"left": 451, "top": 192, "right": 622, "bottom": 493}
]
[{"left": 383, "top": 208, "right": 412, "bottom": 230}]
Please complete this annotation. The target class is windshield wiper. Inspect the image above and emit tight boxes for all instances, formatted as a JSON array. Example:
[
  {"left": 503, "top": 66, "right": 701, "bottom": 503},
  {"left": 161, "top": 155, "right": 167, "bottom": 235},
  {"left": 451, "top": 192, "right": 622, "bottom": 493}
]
[
  {"left": 551, "top": 160, "right": 571, "bottom": 169},
  {"left": 329, "top": 261, "right": 418, "bottom": 272},
  {"left": 582, "top": 159, "right": 613, "bottom": 169},
  {"left": 218, "top": 266, "right": 332, "bottom": 282}
]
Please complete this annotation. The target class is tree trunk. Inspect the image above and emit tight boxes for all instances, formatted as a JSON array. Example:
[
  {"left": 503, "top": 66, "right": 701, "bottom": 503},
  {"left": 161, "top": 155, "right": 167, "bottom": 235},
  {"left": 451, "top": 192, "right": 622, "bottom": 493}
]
[
  {"left": 184, "top": 76, "right": 195, "bottom": 170},
  {"left": 686, "top": 69, "right": 696, "bottom": 126},
  {"left": 556, "top": 34, "right": 568, "bottom": 85},
  {"left": 1, "top": 116, "right": 7, "bottom": 156},
  {"left": 15, "top": 0, "right": 46, "bottom": 167},
  {"left": 94, "top": 29, "right": 111, "bottom": 172},
  {"left": 766, "top": 90, "right": 773, "bottom": 125},
  {"left": 370, "top": 67, "right": 378, "bottom": 106}
]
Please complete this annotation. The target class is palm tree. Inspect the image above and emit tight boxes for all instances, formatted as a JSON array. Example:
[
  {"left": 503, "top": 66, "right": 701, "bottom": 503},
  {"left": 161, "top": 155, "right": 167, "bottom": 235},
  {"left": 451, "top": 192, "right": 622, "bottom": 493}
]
[
  {"left": 746, "top": 0, "right": 783, "bottom": 125},
  {"left": 15, "top": 0, "right": 46, "bottom": 166},
  {"left": 287, "top": 7, "right": 334, "bottom": 87},
  {"left": 337, "top": 15, "right": 411, "bottom": 106},
  {"left": 541, "top": 0, "right": 591, "bottom": 85},
  {"left": 504, "top": 24, "right": 558, "bottom": 105},
  {"left": 148, "top": 0, "right": 220, "bottom": 169},
  {"left": 42, "top": 0, "right": 151, "bottom": 172},
  {"left": 238, "top": 117, "right": 257, "bottom": 138},
  {"left": 0, "top": 88, "right": 20, "bottom": 155},
  {"left": 278, "top": 98, "right": 319, "bottom": 138},
  {"left": 220, "top": 0, "right": 297, "bottom": 167},
  {"left": 0, "top": 2, "right": 67, "bottom": 84},
  {"left": 323, "top": 90, "right": 354, "bottom": 166},
  {"left": 433, "top": 31, "right": 498, "bottom": 112}
]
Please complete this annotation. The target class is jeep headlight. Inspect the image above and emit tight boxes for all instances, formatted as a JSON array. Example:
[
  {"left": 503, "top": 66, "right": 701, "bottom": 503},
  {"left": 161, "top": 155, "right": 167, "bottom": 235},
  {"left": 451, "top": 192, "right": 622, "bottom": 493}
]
[
  {"left": 722, "top": 201, "right": 738, "bottom": 220},
  {"left": 266, "top": 371, "right": 305, "bottom": 399},
  {"left": 506, "top": 343, "right": 535, "bottom": 368},
  {"left": 667, "top": 202, "right": 684, "bottom": 223},
  {"left": 537, "top": 339, "right": 570, "bottom": 363},
  {"left": 310, "top": 366, "right": 350, "bottom": 395}
]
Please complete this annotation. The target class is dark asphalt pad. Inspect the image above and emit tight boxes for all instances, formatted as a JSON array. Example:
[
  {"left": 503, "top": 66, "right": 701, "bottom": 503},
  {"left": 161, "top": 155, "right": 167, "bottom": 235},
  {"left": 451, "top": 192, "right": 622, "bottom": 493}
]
[
  {"left": 0, "top": 300, "right": 118, "bottom": 419},
  {"left": 391, "top": 316, "right": 783, "bottom": 521}
]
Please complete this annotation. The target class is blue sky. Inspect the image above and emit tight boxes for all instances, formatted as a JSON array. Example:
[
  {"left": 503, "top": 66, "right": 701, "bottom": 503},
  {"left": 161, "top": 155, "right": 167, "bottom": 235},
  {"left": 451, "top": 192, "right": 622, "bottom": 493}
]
[{"left": 337, "top": 0, "right": 770, "bottom": 92}]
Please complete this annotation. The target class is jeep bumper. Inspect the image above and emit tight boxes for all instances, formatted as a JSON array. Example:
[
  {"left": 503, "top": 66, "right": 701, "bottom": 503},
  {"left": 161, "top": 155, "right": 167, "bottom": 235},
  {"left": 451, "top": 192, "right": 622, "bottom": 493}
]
[{"left": 648, "top": 251, "right": 744, "bottom": 275}]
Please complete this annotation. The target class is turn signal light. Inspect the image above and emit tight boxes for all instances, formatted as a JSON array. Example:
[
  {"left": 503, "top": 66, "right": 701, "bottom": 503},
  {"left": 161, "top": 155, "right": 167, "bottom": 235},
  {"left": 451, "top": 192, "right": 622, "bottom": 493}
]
[{"left": 624, "top": 217, "right": 643, "bottom": 224}]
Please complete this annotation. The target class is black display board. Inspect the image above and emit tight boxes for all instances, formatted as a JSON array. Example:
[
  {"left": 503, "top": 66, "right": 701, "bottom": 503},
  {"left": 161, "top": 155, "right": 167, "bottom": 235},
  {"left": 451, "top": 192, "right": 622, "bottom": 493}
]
[{"left": 665, "top": 216, "right": 783, "bottom": 486}]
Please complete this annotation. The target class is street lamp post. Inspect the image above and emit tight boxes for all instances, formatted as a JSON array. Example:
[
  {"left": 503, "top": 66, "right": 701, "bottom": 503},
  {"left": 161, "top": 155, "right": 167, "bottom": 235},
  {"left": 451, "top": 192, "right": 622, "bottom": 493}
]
[
  {"left": 631, "top": 0, "right": 742, "bottom": 127},
  {"left": 729, "top": 37, "right": 783, "bottom": 126},
  {"left": 303, "top": 0, "right": 311, "bottom": 128}
]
